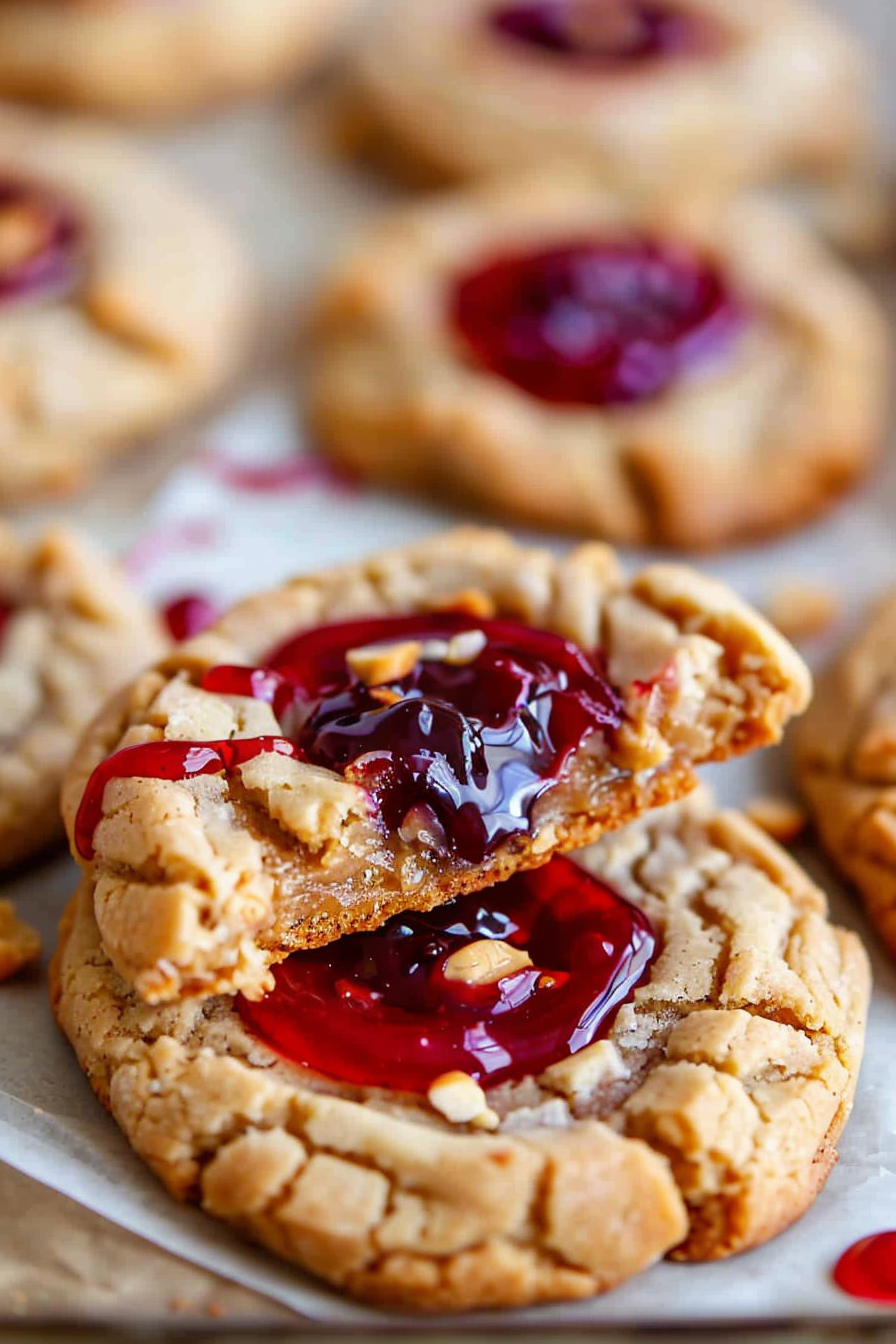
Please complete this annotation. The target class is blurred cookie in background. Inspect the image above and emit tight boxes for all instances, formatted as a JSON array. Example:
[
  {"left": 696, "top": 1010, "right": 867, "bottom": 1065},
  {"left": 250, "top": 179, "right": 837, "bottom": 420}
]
[
  {"left": 0, "top": 0, "right": 364, "bottom": 119},
  {"left": 309, "top": 174, "right": 889, "bottom": 550},
  {"left": 0, "top": 111, "right": 254, "bottom": 506},
  {"left": 353, "top": 0, "right": 891, "bottom": 254},
  {"left": 0, "top": 523, "right": 167, "bottom": 871}
]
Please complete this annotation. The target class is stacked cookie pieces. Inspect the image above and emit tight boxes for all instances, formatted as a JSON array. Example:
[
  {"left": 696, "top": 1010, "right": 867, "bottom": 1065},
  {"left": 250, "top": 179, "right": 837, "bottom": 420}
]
[{"left": 53, "top": 529, "right": 869, "bottom": 1310}]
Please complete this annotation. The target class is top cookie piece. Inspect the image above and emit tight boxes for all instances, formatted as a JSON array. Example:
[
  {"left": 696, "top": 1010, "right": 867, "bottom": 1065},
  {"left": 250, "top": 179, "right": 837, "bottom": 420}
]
[
  {"left": 794, "top": 589, "right": 896, "bottom": 959},
  {"left": 0, "top": 522, "right": 167, "bottom": 870},
  {"left": 0, "top": 110, "right": 254, "bottom": 504},
  {"left": 0, "top": 0, "right": 362, "bottom": 119},
  {"left": 310, "top": 177, "right": 888, "bottom": 549},
  {"left": 62, "top": 528, "right": 810, "bottom": 1005}
]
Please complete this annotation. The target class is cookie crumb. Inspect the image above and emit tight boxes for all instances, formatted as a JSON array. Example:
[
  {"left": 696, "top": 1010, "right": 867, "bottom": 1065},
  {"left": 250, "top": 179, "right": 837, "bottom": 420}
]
[
  {"left": 766, "top": 582, "right": 839, "bottom": 642},
  {"left": 443, "top": 938, "right": 532, "bottom": 986},
  {"left": 746, "top": 796, "right": 808, "bottom": 844},
  {"left": 0, "top": 900, "right": 40, "bottom": 981},
  {"left": 428, "top": 1070, "right": 495, "bottom": 1125}
]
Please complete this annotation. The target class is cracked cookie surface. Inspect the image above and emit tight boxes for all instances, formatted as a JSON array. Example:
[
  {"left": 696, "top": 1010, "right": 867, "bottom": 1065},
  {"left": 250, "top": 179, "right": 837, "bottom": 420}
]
[
  {"left": 353, "top": 0, "right": 887, "bottom": 254},
  {"left": 0, "top": 523, "right": 167, "bottom": 870},
  {"left": 51, "top": 790, "right": 869, "bottom": 1311},
  {"left": 795, "top": 589, "right": 896, "bottom": 960},
  {"left": 0, "top": 110, "right": 254, "bottom": 504},
  {"left": 310, "top": 176, "right": 888, "bottom": 549},
  {"left": 0, "top": 0, "right": 362, "bottom": 118},
  {"left": 60, "top": 527, "right": 810, "bottom": 1004}
]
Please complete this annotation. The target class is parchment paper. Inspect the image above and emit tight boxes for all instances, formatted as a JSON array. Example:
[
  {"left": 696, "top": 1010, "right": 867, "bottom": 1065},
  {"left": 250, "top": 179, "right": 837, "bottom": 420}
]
[{"left": 3, "top": 0, "right": 896, "bottom": 1325}]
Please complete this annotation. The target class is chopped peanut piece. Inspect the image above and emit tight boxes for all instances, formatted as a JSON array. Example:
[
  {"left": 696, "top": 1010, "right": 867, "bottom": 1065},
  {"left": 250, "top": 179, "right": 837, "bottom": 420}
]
[
  {"left": 427, "top": 1070, "right": 495, "bottom": 1125},
  {"left": 745, "top": 796, "right": 808, "bottom": 845},
  {"left": 428, "top": 588, "right": 497, "bottom": 620},
  {"left": 0, "top": 204, "right": 49, "bottom": 271},
  {"left": 766, "top": 583, "right": 839, "bottom": 643},
  {"left": 443, "top": 938, "right": 533, "bottom": 986},
  {"left": 369, "top": 686, "right": 403, "bottom": 707},
  {"left": 346, "top": 639, "right": 421, "bottom": 686},
  {"left": 445, "top": 629, "right": 487, "bottom": 665},
  {"left": 0, "top": 900, "right": 41, "bottom": 982}
]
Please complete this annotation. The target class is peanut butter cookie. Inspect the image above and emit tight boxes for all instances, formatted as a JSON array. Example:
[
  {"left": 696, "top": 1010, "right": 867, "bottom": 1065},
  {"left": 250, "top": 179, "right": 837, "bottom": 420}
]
[
  {"left": 0, "top": 523, "right": 167, "bottom": 869},
  {"left": 310, "top": 177, "right": 888, "bottom": 549},
  {"left": 51, "top": 790, "right": 869, "bottom": 1310},
  {"left": 795, "top": 589, "right": 896, "bottom": 960},
  {"left": 0, "top": 0, "right": 362, "bottom": 118},
  {"left": 61, "top": 528, "right": 809, "bottom": 1004},
  {"left": 0, "top": 110, "right": 254, "bottom": 504}
]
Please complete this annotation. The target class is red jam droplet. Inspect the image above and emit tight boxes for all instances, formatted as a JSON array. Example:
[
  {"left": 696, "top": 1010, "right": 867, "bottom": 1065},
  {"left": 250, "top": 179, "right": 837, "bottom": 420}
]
[
  {"left": 0, "top": 180, "right": 83, "bottom": 305},
  {"left": 206, "top": 612, "right": 623, "bottom": 864},
  {"left": 240, "top": 855, "right": 655, "bottom": 1092},
  {"left": 451, "top": 238, "right": 744, "bottom": 407},
  {"left": 162, "top": 594, "right": 220, "bottom": 643},
  {"left": 74, "top": 613, "right": 622, "bottom": 864},
  {"left": 834, "top": 1233, "right": 896, "bottom": 1303},
  {"left": 491, "top": 0, "right": 719, "bottom": 64},
  {"left": 74, "top": 737, "right": 299, "bottom": 860}
]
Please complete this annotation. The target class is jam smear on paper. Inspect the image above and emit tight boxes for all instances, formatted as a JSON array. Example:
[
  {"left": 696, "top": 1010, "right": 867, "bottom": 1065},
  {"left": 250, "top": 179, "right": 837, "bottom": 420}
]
[{"left": 834, "top": 1233, "right": 896, "bottom": 1303}]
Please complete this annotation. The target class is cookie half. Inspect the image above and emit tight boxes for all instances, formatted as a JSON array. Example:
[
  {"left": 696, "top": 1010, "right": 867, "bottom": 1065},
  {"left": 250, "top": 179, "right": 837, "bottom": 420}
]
[
  {"left": 354, "top": 0, "right": 888, "bottom": 253},
  {"left": 794, "top": 589, "right": 896, "bottom": 959},
  {"left": 61, "top": 528, "right": 810, "bottom": 1003},
  {"left": 0, "top": 111, "right": 254, "bottom": 504},
  {"left": 0, "top": 524, "right": 167, "bottom": 870},
  {"left": 51, "top": 790, "right": 869, "bottom": 1311},
  {"left": 0, "top": 0, "right": 362, "bottom": 118},
  {"left": 310, "top": 177, "right": 888, "bottom": 549}
]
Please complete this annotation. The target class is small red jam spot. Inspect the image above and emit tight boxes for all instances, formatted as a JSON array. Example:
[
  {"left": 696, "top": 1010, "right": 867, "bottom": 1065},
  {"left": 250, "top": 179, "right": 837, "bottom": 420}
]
[
  {"left": 0, "top": 180, "right": 82, "bottom": 306},
  {"left": 834, "top": 1233, "right": 896, "bottom": 1304},
  {"left": 0, "top": 603, "right": 11, "bottom": 650},
  {"left": 451, "top": 238, "right": 744, "bottom": 407},
  {"left": 200, "top": 448, "right": 358, "bottom": 497},
  {"left": 240, "top": 854, "right": 655, "bottom": 1092},
  {"left": 74, "top": 737, "right": 298, "bottom": 861},
  {"left": 162, "top": 594, "right": 220, "bottom": 643},
  {"left": 203, "top": 612, "right": 623, "bottom": 864},
  {"left": 490, "top": 0, "right": 720, "bottom": 64}
]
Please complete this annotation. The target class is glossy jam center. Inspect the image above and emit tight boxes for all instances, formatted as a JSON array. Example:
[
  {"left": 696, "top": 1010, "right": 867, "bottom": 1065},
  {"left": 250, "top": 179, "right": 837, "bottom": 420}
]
[
  {"left": 490, "top": 0, "right": 718, "bottom": 63},
  {"left": 0, "top": 180, "right": 83, "bottom": 305},
  {"left": 240, "top": 855, "right": 655, "bottom": 1092},
  {"left": 74, "top": 614, "right": 622, "bottom": 864},
  {"left": 451, "top": 238, "right": 743, "bottom": 407},
  {"left": 834, "top": 1233, "right": 896, "bottom": 1303}
]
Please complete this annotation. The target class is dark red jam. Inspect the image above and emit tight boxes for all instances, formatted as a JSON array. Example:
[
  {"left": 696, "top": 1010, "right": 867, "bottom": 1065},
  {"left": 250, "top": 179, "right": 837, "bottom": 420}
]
[
  {"left": 162, "top": 594, "right": 220, "bottom": 643},
  {"left": 74, "top": 613, "right": 622, "bottom": 865},
  {"left": 451, "top": 238, "right": 744, "bottom": 407},
  {"left": 0, "top": 180, "right": 83, "bottom": 306},
  {"left": 490, "top": 0, "right": 719, "bottom": 65},
  {"left": 205, "top": 613, "right": 622, "bottom": 864},
  {"left": 74, "top": 737, "right": 299, "bottom": 861},
  {"left": 0, "top": 603, "right": 11, "bottom": 650},
  {"left": 240, "top": 855, "right": 654, "bottom": 1092},
  {"left": 834, "top": 1233, "right": 896, "bottom": 1304}
]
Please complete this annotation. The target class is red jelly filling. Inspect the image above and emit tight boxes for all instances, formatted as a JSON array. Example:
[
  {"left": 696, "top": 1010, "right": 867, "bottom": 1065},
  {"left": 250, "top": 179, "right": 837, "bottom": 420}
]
[
  {"left": 204, "top": 613, "right": 622, "bottom": 864},
  {"left": 74, "top": 613, "right": 622, "bottom": 865},
  {"left": 74, "top": 737, "right": 299, "bottom": 861},
  {"left": 162, "top": 594, "right": 220, "bottom": 643},
  {"left": 240, "top": 854, "right": 654, "bottom": 1092},
  {"left": 490, "top": 0, "right": 719, "bottom": 64},
  {"left": 451, "top": 238, "right": 744, "bottom": 407},
  {"left": 834, "top": 1233, "right": 896, "bottom": 1303},
  {"left": 0, "top": 180, "right": 83, "bottom": 305},
  {"left": 0, "top": 603, "right": 11, "bottom": 649}
]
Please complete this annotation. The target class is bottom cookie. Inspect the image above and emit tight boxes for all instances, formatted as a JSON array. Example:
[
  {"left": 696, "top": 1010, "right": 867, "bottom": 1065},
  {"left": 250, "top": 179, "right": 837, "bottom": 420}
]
[{"left": 51, "top": 791, "right": 869, "bottom": 1312}]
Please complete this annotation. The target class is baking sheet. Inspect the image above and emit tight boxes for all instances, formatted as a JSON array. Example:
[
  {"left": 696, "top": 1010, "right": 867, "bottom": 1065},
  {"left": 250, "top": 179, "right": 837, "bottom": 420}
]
[{"left": 4, "top": 0, "right": 896, "bottom": 1324}]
